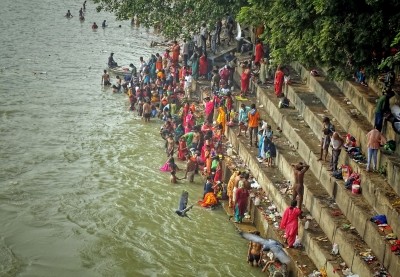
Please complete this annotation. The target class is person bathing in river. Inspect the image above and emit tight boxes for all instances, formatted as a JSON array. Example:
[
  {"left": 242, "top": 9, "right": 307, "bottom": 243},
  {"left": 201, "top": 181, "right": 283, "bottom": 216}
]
[
  {"left": 247, "top": 231, "right": 263, "bottom": 266},
  {"left": 92, "top": 22, "right": 98, "bottom": 29},
  {"left": 142, "top": 100, "right": 151, "bottom": 122},
  {"left": 101, "top": 70, "right": 111, "bottom": 85},
  {"left": 102, "top": 20, "right": 107, "bottom": 28},
  {"left": 183, "top": 153, "right": 197, "bottom": 182},
  {"left": 65, "top": 10, "right": 73, "bottom": 18},
  {"left": 108, "top": 52, "right": 117, "bottom": 67}
]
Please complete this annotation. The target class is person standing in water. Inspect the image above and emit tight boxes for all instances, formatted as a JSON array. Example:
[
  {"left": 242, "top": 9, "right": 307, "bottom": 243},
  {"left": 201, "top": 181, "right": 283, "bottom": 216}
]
[
  {"left": 83, "top": 1, "right": 87, "bottom": 10},
  {"left": 102, "top": 20, "right": 107, "bottom": 28},
  {"left": 92, "top": 22, "right": 98, "bottom": 29},
  {"left": 65, "top": 10, "right": 73, "bottom": 18},
  {"left": 101, "top": 70, "right": 111, "bottom": 85},
  {"left": 142, "top": 100, "right": 151, "bottom": 122},
  {"left": 247, "top": 231, "right": 263, "bottom": 266}
]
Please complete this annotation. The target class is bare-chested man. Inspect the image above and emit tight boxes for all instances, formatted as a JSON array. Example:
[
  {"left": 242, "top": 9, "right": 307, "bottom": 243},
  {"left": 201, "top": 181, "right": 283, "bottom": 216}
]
[
  {"left": 191, "top": 129, "right": 200, "bottom": 150},
  {"left": 184, "top": 154, "right": 197, "bottom": 182},
  {"left": 291, "top": 162, "right": 309, "bottom": 210},
  {"left": 142, "top": 100, "right": 151, "bottom": 122},
  {"left": 247, "top": 231, "right": 263, "bottom": 266},
  {"left": 101, "top": 70, "right": 111, "bottom": 85},
  {"left": 166, "top": 134, "right": 175, "bottom": 157}
]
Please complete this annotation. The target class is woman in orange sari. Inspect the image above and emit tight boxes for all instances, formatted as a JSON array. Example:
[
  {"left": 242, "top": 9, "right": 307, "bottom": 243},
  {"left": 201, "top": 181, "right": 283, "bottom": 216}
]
[
  {"left": 204, "top": 145, "right": 212, "bottom": 176},
  {"left": 172, "top": 40, "right": 180, "bottom": 65},
  {"left": 155, "top": 53, "right": 163, "bottom": 71},
  {"left": 199, "top": 192, "right": 218, "bottom": 208}
]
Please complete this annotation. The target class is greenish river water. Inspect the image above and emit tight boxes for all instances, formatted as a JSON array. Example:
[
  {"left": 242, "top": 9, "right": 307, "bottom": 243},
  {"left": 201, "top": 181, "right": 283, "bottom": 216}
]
[{"left": 0, "top": 1, "right": 264, "bottom": 276}]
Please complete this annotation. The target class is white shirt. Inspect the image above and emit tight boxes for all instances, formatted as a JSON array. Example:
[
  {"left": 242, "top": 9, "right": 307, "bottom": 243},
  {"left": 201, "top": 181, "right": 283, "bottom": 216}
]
[
  {"left": 182, "top": 42, "right": 189, "bottom": 55},
  {"left": 184, "top": 75, "right": 192, "bottom": 88},
  {"left": 331, "top": 138, "right": 341, "bottom": 150}
]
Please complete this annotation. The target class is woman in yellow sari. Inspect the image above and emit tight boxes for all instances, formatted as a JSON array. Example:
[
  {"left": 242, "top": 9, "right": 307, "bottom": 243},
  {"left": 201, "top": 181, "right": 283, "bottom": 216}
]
[
  {"left": 227, "top": 170, "right": 239, "bottom": 208},
  {"left": 216, "top": 106, "right": 227, "bottom": 135}
]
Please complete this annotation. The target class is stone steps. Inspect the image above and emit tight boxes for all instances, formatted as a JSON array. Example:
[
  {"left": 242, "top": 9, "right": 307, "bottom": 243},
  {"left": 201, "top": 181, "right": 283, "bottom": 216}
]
[
  {"left": 292, "top": 62, "right": 400, "bottom": 194},
  {"left": 226, "top": 124, "right": 346, "bottom": 277},
  {"left": 249, "top": 75, "right": 400, "bottom": 276},
  {"left": 222, "top": 163, "right": 317, "bottom": 276},
  {"left": 282, "top": 68, "right": 400, "bottom": 239}
]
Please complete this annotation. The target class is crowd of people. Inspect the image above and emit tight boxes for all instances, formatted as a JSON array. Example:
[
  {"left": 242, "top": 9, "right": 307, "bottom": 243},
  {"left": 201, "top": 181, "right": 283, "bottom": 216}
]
[{"left": 99, "top": 24, "right": 305, "bottom": 247}]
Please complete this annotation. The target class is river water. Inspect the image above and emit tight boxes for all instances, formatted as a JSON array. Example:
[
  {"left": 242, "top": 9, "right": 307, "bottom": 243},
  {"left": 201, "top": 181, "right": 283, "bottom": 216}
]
[{"left": 0, "top": 1, "right": 265, "bottom": 277}]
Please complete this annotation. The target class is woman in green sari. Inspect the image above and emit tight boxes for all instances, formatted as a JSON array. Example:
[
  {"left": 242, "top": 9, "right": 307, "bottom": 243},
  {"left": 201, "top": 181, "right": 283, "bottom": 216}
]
[{"left": 190, "top": 52, "right": 199, "bottom": 80}]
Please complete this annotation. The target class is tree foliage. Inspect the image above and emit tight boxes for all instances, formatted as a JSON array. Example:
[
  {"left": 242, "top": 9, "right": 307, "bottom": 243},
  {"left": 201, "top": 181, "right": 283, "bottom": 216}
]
[
  {"left": 93, "top": 0, "right": 246, "bottom": 39},
  {"left": 237, "top": 0, "right": 400, "bottom": 79}
]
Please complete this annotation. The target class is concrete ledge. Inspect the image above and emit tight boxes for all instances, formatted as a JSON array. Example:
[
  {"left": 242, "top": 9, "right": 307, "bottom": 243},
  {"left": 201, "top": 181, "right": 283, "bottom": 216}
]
[
  {"left": 226, "top": 127, "right": 346, "bottom": 277},
  {"left": 291, "top": 62, "right": 400, "bottom": 193},
  {"left": 254, "top": 84, "right": 400, "bottom": 276}
]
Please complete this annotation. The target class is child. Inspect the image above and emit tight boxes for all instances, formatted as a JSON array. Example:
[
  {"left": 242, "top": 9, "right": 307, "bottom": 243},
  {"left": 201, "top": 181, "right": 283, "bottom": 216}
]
[
  {"left": 170, "top": 170, "right": 178, "bottom": 183},
  {"left": 264, "top": 138, "right": 276, "bottom": 167}
]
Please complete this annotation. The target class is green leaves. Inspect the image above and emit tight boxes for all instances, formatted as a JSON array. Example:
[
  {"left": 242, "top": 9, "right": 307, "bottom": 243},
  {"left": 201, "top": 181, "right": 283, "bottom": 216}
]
[
  {"left": 93, "top": 0, "right": 243, "bottom": 39},
  {"left": 238, "top": 0, "right": 400, "bottom": 79}
]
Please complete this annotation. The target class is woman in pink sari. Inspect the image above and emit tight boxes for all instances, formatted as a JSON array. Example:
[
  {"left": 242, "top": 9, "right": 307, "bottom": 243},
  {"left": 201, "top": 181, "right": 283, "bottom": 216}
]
[
  {"left": 279, "top": 200, "right": 301, "bottom": 248},
  {"left": 274, "top": 65, "right": 285, "bottom": 97},
  {"left": 182, "top": 102, "right": 190, "bottom": 128},
  {"left": 203, "top": 97, "right": 214, "bottom": 124},
  {"left": 184, "top": 110, "right": 194, "bottom": 133}
]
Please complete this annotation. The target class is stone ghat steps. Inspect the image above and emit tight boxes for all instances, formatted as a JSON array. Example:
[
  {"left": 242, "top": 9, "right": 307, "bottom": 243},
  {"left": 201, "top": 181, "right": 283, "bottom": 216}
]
[
  {"left": 253, "top": 82, "right": 400, "bottom": 276},
  {"left": 292, "top": 62, "right": 400, "bottom": 193},
  {"left": 226, "top": 127, "right": 345, "bottom": 277},
  {"left": 283, "top": 69, "right": 400, "bottom": 238},
  {"left": 222, "top": 157, "right": 317, "bottom": 276}
]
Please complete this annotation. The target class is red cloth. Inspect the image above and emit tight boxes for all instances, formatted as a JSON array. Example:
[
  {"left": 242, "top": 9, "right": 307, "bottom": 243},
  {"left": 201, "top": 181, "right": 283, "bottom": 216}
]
[
  {"left": 274, "top": 69, "right": 284, "bottom": 96},
  {"left": 219, "top": 67, "right": 230, "bottom": 82},
  {"left": 235, "top": 188, "right": 249, "bottom": 217},
  {"left": 177, "top": 140, "right": 187, "bottom": 161},
  {"left": 172, "top": 44, "right": 180, "bottom": 64},
  {"left": 241, "top": 70, "right": 251, "bottom": 93},
  {"left": 254, "top": 42, "right": 264, "bottom": 64},
  {"left": 213, "top": 166, "right": 222, "bottom": 183},
  {"left": 279, "top": 207, "right": 301, "bottom": 247},
  {"left": 199, "top": 55, "right": 208, "bottom": 76},
  {"left": 204, "top": 101, "right": 214, "bottom": 116}
]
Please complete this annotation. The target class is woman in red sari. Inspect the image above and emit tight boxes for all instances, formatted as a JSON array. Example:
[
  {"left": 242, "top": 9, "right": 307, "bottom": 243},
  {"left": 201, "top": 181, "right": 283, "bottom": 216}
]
[
  {"left": 254, "top": 40, "right": 264, "bottom": 64},
  {"left": 177, "top": 137, "right": 188, "bottom": 161},
  {"left": 199, "top": 53, "right": 208, "bottom": 78},
  {"left": 274, "top": 65, "right": 285, "bottom": 97},
  {"left": 240, "top": 67, "right": 251, "bottom": 96},
  {"left": 213, "top": 160, "right": 223, "bottom": 183},
  {"left": 279, "top": 200, "right": 301, "bottom": 248},
  {"left": 234, "top": 183, "right": 249, "bottom": 223}
]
